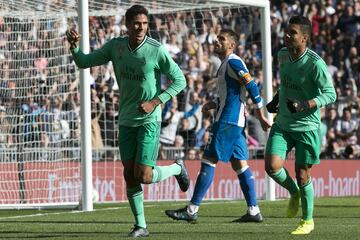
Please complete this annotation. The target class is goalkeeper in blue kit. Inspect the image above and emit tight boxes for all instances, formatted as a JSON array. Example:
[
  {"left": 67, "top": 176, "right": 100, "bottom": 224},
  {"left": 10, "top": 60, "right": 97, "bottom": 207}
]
[
  {"left": 67, "top": 5, "right": 190, "bottom": 238},
  {"left": 265, "top": 15, "right": 336, "bottom": 234}
]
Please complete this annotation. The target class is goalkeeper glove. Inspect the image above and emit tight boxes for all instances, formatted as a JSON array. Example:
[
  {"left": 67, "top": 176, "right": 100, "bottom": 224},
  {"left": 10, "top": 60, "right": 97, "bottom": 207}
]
[
  {"left": 266, "top": 91, "right": 279, "bottom": 113},
  {"left": 286, "top": 98, "right": 309, "bottom": 113}
]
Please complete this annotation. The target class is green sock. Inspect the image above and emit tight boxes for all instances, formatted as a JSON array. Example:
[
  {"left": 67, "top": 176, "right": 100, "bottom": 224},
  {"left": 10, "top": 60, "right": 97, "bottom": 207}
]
[
  {"left": 269, "top": 168, "right": 299, "bottom": 194},
  {"left": 127, "top": 186, "right": 146, "bottom": 228},
  {"left": 300, "top": 180, "right": 314, "bottom": 221},
  {"left": 151, "top": 164, "right": 181, "bottom": 183}
]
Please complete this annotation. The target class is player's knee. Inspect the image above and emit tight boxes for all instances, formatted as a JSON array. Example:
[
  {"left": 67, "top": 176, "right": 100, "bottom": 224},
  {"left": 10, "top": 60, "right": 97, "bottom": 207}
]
[
  {"left": 230, "top": 159, "right": 247, "bottom": 171},
  {"left": 135, "top": 172, "right": 152, "bottom": 184},
  {"left": 295, "top": 172, "right": 310, "bottom": 186},
  {"left": 123, "top": 169, "right": 134, "bottom": 182},
  {"left": 265, "top": 162, "right": 278, "bottom": 174},
  {"left": 265, "top": 155, "right": 283, "bottom": 174}
]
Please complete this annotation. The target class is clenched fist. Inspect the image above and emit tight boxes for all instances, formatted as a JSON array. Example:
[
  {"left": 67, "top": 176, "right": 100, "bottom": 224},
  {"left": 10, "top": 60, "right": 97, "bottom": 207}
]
[{"left": 66, "top": 29, "right": 81, "bottom": 50}]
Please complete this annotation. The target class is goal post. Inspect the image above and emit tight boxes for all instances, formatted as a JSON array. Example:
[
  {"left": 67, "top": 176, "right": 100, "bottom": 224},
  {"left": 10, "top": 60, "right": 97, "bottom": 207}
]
[
  {"left": 78, "top": 0, "right": 93, "bottom": 212},
  {"left": 0, "top": 0, "right": 275, "bottom": 210}
]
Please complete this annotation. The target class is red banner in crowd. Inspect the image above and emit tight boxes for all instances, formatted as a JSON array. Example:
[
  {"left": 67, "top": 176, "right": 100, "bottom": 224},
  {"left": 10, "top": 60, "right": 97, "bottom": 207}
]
[{"left": 0, "top": 160, "right": 359, "bottom": 204}]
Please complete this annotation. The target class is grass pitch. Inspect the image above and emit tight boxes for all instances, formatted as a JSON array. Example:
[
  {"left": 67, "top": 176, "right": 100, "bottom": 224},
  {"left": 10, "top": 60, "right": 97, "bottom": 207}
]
[{"left": 0, "top": 197, "right": 359, "bottom": 239}]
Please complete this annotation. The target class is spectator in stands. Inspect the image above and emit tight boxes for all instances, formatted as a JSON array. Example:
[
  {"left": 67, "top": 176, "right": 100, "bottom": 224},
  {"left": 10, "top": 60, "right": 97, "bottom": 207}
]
[
  {"left": 0, "top": 106, "right": 11, "bottom": 148},
  {"left": 177, "top": 73, "right": 195, "bottom": 111},
  {"left": 160, "top": 96, "right": 200, "bottom": 146},
  {"left": 164, "top": 32, "right": 181, "bottom": 59},
  {"left": 341, "top": 143, "right": 359, "bottom": 159},
  {"left": 320, "top": 108, "right": 328, "bottom": 146},
  {"left": 178, "top": 117, "right": 197, "bottom": 148},
  {"left": 195, "top": 118, "right": 211, "bottom": 148},
  {"left": 325, "top": 55, "right": 338, "bottom": 78},
  {"left": 205, "top": 42, "right": 221, "bottom": 78},
  {"left": 335, "top": 107, "right": 358, "bottom": 144},
  {"left": 186, "top": 148, "right": 198, "bottom": 160},
  {"left": 174, "top": 135, "right": 186, "bottom": 159},
  {"left": 320, "top": 138, "right": 341, "bottom": 159},
  {"left": 176, "top": 39, "right": 192, "bottom": 69}
]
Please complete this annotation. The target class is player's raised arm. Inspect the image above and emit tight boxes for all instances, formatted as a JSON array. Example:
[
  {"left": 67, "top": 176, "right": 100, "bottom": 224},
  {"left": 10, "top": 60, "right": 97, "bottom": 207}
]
[{"left": 66, "top": 29, "right": 112, "bottom": 69}]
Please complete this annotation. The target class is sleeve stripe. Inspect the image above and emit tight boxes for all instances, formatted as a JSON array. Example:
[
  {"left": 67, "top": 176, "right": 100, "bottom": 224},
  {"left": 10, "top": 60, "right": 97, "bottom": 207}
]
[{"left": 256, "top": 99, "right": 264, "bottom": 109}]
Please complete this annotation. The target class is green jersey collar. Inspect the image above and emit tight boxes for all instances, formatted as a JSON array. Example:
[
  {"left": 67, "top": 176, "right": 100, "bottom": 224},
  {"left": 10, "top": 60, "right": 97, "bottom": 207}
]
[
  {"left": 127, "top": 35, "right": 147, "bottom": 53},
  {"left": 290, "top": 48, "right": 308, "bottom": 63}
]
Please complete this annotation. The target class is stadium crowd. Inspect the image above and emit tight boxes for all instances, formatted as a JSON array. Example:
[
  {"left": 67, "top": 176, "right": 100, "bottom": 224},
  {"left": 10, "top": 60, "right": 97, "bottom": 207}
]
[{"left": 0, "top": 0, "right": 359, "bottom": 160}]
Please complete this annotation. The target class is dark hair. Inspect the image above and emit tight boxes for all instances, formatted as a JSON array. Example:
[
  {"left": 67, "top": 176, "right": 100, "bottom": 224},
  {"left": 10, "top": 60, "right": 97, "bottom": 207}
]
[
  {"left": 125, "top": 5, "right": 149, "bottom": 25},
  {"left": 288, "top": 15, "right": 312, "bottom": 38},
  {"left": 220, "top": 29, "right": 239, "bottom": 44}
]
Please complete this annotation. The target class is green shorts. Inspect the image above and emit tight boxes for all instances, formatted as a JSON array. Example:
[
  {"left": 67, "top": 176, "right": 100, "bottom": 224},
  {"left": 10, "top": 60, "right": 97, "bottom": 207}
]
[
  {"left": 265, "top": 124, "right": 320, "bottom": 165},
  {"left": 118, "top": 122, "right": 160, "bottom": 167}
]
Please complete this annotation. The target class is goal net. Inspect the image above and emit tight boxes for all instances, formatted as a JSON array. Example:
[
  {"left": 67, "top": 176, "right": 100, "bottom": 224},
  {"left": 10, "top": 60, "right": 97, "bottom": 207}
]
[{"left": 0, "top": 0, "right": 272, "bottom": 209}]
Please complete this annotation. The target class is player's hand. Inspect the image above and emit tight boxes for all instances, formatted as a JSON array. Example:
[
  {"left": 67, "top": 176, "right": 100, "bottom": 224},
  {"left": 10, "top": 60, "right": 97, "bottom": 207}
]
[
  {"left": 138, "top": 98, "right": 161, "bottom": 114},
  {"left": 138, "top": 101, "right": 155, "bottom": 114},
  {"left": 286, "top": 98, "right": 309, "bottom": 113},
  {"left": 66, "top": 29, "right": 81, "bottom": 49},
  {"left": 259, "top": 117, "right": 272, "bottom": 131},
  {"left": 266, "top": 91, "right": 279, "bottom": 113}
]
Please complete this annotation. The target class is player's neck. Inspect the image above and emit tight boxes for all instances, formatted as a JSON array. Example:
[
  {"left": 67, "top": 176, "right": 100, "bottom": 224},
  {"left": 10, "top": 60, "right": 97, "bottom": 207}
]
[
  {"left": 128, "top": 36, "right": 146, "bottom": 50},
  {"left": 219, "top": 51, "right": 232, "bottom": 61},
  {"left": 288, "top": 46, "right": 306, "bottom": 60}
]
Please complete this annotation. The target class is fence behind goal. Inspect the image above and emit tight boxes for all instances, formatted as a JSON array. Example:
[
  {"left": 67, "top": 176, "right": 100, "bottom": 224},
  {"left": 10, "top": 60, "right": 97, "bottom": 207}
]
[{"left": 0, "top": 0, "right": 273, "bottom": 208}]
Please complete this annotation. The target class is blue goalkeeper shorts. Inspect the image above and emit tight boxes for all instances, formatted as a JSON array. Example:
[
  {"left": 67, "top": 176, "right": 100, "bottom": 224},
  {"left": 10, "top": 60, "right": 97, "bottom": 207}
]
[{"left": 203, "top": 121, "right": 248, "bottom": 162}]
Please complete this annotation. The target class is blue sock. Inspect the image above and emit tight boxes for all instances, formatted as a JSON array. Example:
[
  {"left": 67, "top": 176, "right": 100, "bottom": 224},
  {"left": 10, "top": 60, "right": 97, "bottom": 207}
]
[
  {"left": 238, "top": 167, "right": 257, "bottom": 206},
  {"left": 190, "top": 162, "right": 215, "bottom": 206}
]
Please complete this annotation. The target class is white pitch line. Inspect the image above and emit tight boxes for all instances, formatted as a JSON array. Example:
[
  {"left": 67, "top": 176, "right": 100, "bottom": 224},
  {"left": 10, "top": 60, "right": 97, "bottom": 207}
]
[
  {"left": 0, "top": 201, "right": 256, "bottom": 221},
  {"left": 0, "top": 202, "right": 184, "bottom": 220}
]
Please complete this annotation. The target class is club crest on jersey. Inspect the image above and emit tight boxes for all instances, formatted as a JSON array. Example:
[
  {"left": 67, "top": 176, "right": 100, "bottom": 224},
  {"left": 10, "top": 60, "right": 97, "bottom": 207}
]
[{"left": 118, "top": 46, "right": 125, "bottom": 54}]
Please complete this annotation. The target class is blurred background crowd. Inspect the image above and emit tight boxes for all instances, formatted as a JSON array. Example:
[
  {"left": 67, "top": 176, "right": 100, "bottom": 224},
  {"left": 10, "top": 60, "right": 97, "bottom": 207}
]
[{"left": 0, "top": 0, "right": 359, "bottom": 161}]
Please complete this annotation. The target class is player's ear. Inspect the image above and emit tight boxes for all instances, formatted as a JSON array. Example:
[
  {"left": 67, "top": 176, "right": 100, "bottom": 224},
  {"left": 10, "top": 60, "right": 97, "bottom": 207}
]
[
  {"left": 302, "top": 33, "right": 309, "bottom": 44},
  {"left": 229, "top": 39, "right": 236, "bottom": 50},
  {"left": 125, "top": 19, "right": 131, "bottom": 30}
]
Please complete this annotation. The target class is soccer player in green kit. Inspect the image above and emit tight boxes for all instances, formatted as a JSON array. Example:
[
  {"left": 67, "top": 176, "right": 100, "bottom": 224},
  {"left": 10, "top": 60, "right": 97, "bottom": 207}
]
[
  {"left": 66, "top": 5, "right": 189, "bottom": 238},
  {"left": 265, "top": 15, "right": 336, "bottom": 235}
]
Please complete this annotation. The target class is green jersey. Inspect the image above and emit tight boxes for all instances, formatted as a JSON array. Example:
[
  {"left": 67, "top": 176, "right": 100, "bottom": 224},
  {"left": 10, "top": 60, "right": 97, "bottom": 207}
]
[
  {"left": 276, "top": 47, "right": 336, "bottom": 132},
  {"left": 71, "top": 36, "right": 186, "bottom": 127}
]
